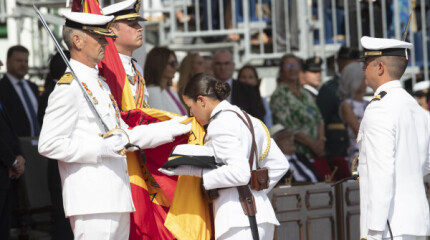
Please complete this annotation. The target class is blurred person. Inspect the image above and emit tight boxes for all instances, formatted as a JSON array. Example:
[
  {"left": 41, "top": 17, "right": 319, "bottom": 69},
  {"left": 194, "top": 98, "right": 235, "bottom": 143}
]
[
  {"left": 412, "top": 81, "right": 430, "bottom": 112},
  {"left": 270, "top": 124, "right": 320, "bottom": 184},
  {"left": 0, "top": 101, "right": 25, "bottom": 240},
  {"left": 0, "top": 45, "right": 40, "bottom": 137},
  {"left": 237, "top": 65, "right": 272, "bottom": 128},
  {"left": 177, "top": 52, "right": 205, "bottom": 97},
  {"left": 38, "top": 12, "right": 191, "bottom": 239},
  {"left": 358, "top": 36, "right": 430, "bottom": 240},
  {"left": 316, "top": 46, "right": 360, "bottom": 160},
  {"left": 203, "top": 55, "right": 214, "bottom": 75},
  {"left": 300, "top": 56, "right": 323, "bottom": 99},
  {"left": 337, "top": 62, "right": 368, "bottom": 165},
  {"left": 270, "top": 54, "right": 325, "bottom": 158},
  {"left": 145, "top": 47, "right": 187, "bottom": 115},
  {"left": 0, "top": 93, "right": 25, "bottom": 240},
  {"left": 213, "top": 49, "right": 265, "bottom": 121},
  {"left": 160, "top": 73, "right": 289, "bottom": 240},
  {"left": 104, "top": 0, "right": 150, "bottom": 108}
]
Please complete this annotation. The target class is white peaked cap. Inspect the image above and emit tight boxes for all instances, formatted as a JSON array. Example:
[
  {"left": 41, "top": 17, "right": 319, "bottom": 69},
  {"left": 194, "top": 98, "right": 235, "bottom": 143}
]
[
  {"left": 413, "top": 81, "right": 430, "bottom": 93},
  {"left": 63, "top": 11, "right": 114, "bottom": 25},
  {"left": 63, "top": 11, "right": 116, "bottom": 37},
  {"left": 102, "top": 0, "right": 146, "bottom": 21},
  {"left": 360, "top": 36, "right": 413, "bottom": 59}
]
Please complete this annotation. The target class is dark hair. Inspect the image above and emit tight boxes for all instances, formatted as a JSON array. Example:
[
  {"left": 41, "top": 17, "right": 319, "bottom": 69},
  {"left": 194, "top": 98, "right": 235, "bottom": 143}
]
[
  {"left": 49, "top": 50, "right": 71, "bottom": 80},
  {"left": 237, "top": 65, "right": 266, "bottom": 116},
  {"left": 238, "top": 65, "right": 260, "bottom": 85},
  {"left": 183, "top": 73, "right": 231, "bottom": 101},
  {"left": 144, "top": 46, "right": 176, "bottom": 88},
  {"left": 7, "top": 45, "right": 29, "bottom": 59}
]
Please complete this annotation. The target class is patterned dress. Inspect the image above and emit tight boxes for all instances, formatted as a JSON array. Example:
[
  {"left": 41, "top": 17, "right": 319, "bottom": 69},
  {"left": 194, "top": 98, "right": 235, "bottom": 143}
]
[{"left": 270, "top": 84, "right": 324, "bottom": 157}]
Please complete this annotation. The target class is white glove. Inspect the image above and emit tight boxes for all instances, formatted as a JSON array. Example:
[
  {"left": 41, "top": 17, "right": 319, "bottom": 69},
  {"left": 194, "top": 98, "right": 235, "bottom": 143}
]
[
  {"left": 366, "top": 230, "right": 383, "bottom": 240},
  {"left": 158, "top": 166, "right": 202, "bottom": 177},
  {"left": 100, "top": 133, "right": 128, "bottom": 159},
  {"left": 161, "top": 116, "right": 191, "bottom": 137}
]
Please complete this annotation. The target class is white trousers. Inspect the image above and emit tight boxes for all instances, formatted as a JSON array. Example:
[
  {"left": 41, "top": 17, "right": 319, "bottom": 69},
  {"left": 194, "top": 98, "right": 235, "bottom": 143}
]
[
  {"left": 69, "top": 212, "right": 130, "bottom": 240},
  {"left": 367, "top": 235, "right": 427, "bottom": 240},
  {"left": 383, "top": 237, "right": 427, "bottom": 240},
  {"left": 218, "top": 223, "right": 274, "bottom": 240}
]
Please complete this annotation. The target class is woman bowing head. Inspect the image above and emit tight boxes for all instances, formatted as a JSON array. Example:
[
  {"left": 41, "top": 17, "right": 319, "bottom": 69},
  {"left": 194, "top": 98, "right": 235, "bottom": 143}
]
[{"left": 160, "top": 73, "right": 289, "bottom": 240}]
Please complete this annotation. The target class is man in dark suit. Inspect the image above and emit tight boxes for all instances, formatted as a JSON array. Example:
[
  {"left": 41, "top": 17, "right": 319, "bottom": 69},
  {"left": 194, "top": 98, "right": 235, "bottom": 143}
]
[
  {"left": 0, "top": 45, "right": 40, "bottom": 137},
  {"left": 0, "top": 100, "right": 26, "bottom": 240},
  {"left": 270, "top": 124, "right": 321, "bottom": 184},
  {"left": 213, "top": 49, "right": 265, "bottom": 121}
]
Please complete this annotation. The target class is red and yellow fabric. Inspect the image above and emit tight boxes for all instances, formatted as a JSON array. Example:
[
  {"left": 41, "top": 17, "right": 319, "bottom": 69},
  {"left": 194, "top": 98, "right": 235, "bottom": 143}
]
[
  {"left": 164, "top": 118, "right": 212, "bottom": 240},
  {"left": 72, "top": 1, "right": 212, "bottom": 239}
]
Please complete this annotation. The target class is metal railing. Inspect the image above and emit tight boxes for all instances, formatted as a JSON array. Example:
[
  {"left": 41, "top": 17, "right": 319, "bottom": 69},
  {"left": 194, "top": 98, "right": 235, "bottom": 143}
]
[
  {"left": 142, "top": 0, "right": 429, "bottom": 82},
  {"left": 0, "top": 0, "right": 428, "bottom": 84}
]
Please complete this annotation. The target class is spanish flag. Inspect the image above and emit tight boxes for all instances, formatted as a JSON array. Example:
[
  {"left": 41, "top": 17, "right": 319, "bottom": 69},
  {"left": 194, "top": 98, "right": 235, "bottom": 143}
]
[{"left": 72, "top": 0, "right": 212, "bottom": 239}]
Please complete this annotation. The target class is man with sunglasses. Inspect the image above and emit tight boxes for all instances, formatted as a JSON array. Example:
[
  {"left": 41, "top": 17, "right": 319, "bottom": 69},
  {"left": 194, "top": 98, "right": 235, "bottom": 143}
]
[
  {"left": 357, "top": 36, "right": 430, "bottom": 240},
  {"left": 212, "top": 49, "right": 265, "bottom": 121},
  {"left": 103, "top": 0, "right": 149, "bottom": 108}
]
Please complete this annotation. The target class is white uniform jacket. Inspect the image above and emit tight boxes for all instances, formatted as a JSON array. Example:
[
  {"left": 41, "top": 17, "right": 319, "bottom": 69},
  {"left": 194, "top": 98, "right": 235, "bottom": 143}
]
[
  {"left": 201, "top": 101, "right": 289, "bottom": 239},
  {"left": 38, "top": 59, "right": 178, "bottom": 217},
  {"left": 358, "top": 80, "right": 430, "bottom": 239}
]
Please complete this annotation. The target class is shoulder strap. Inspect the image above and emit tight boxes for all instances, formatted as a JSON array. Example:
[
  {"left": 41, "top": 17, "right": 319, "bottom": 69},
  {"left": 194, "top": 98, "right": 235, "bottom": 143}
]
[
  {"left": 223, "top": 110, "right": 259, "bottom": 171},
  {"left": 57, "top": 73, "right": 74, "bottom": 84}
]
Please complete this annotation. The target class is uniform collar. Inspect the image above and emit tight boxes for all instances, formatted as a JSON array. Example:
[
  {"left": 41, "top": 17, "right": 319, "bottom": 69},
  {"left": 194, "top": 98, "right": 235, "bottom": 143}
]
[
  {"left": 119, "top": 53, "right": 132, "bottom": 66},
  {"left": 69, "top": 59, "right": 99, "bottom": 79},
  {"left": 303, "top": 84, "right": 318, "bottom": 95},
  {"left": 209, "top": 100, "right": 231, "bottom": 120},
  {"left": 374, "top": 80, "right": 401, "bottom": 96}
]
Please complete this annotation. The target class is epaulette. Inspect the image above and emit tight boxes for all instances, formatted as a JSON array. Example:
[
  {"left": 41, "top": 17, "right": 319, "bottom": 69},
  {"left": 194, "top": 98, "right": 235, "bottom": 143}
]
[
  {"left": 370, "top": 91, "right": 387, "bottom": 103},
  {"left": 57, "top": 73, "right": 74, "bottom": 84}
]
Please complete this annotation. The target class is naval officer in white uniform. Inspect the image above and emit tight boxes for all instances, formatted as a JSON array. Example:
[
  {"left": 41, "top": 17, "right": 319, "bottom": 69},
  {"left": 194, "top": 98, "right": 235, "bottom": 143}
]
[
  {"left": 358, "top": 36, "right": 430, "bottom": 240},
  {"left": 160, "top": 73, "right": 289, "bottom": 239},
  {"left": 103, "top": 0, "right": 150, "bottom": 108},
  {"left": 38, "top": 12, "right": 190, "bottom": 240}
]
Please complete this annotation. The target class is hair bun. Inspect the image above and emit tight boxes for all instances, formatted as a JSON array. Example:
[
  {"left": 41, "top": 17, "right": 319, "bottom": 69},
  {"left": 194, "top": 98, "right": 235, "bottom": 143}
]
[{"left": 214, "top": 81, "right": 231, "bottom": 101}]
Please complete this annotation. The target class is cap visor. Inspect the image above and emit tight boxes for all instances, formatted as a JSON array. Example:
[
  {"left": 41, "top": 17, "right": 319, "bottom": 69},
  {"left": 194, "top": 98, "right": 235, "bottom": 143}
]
[
  {"left": 89, "top": 30, "right": 117, "bottom": 38},
  {"left": 163, "top": 155, "right": 220, "bottom": 169}
]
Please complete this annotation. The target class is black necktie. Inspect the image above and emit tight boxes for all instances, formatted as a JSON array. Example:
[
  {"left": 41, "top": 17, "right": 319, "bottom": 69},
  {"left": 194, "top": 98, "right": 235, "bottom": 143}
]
[
  {"left": 289, "top": 156, "right": 312, "bottom": 182},
  {"left": 17, "top": 81, "right": 40, "bottom": 136}
]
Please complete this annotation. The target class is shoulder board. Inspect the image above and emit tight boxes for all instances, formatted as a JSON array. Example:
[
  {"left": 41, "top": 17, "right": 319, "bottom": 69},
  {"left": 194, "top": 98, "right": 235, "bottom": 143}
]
[
  {"left": 370, "top": 91, "right": 387, "bottom": 103},
  {"left": 57, "top": 73, "right": 74, "bottom": 84}
]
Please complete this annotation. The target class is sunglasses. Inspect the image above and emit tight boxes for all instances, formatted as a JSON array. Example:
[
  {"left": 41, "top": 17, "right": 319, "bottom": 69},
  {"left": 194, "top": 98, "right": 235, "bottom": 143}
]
[
  {"left": 284, "top": 63, "right": 299, "bottom": 70},
  {"left": 168, "top": 60, "right": 178, "bottom": 68}
]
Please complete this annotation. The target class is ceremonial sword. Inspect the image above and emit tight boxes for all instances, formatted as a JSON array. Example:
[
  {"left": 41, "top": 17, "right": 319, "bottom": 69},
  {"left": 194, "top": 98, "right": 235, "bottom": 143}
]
[{"left": 33, "top": 5, "right": 131, "bottom": 154}]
